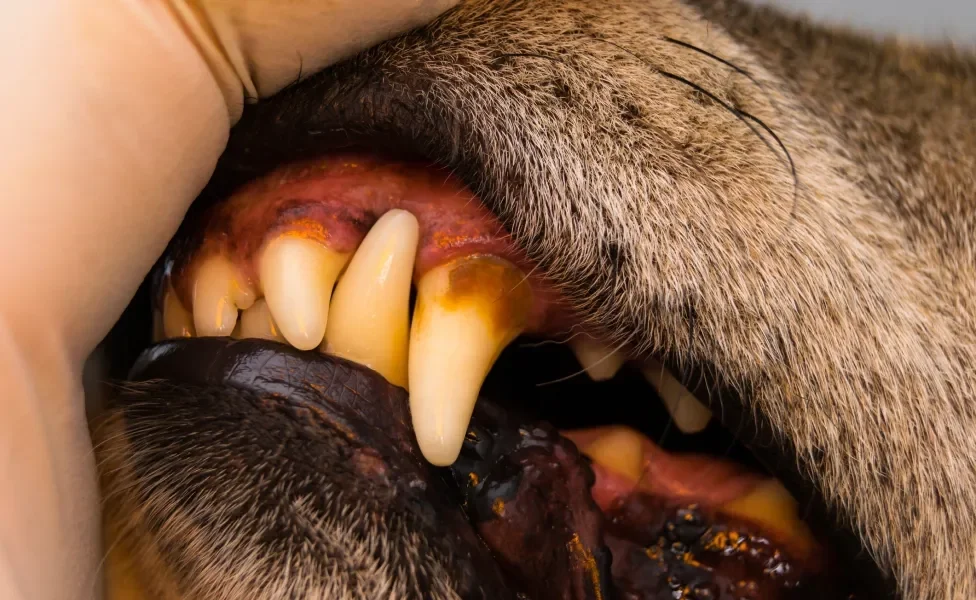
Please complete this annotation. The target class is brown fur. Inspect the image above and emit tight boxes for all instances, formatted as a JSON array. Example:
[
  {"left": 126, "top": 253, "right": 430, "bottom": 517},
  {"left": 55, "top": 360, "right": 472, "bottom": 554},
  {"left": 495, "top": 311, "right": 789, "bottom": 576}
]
[{"left": 94, "top": 1, "right": 976, "bottom": 598}]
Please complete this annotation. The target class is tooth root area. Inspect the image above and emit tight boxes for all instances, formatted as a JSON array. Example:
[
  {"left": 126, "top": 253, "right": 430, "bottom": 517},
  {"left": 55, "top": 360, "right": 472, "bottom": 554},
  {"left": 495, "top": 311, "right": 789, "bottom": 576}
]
[
  {"left": 642, "top": 360, "right": 713, "bottom": 434},
  {"left": 409, "top": 256, "right": 533, "bottom": 466},
  {"left": 569, "top": 337, "right": 626, "bottom": 381},
  {"left": 259, "top": 236, "right": 350, "bottom": 351},
  {"left": 162, "top": 285, "right": 195, "bottom": 340},
  {"left": 192, "top": 255, "right": 254, "bottom": 337},
  {"left": 325, "top": 210, "right": 419, "bottom": 389},
  {"left": 239, "top": 298, "right": 285, "bottom": 342}
]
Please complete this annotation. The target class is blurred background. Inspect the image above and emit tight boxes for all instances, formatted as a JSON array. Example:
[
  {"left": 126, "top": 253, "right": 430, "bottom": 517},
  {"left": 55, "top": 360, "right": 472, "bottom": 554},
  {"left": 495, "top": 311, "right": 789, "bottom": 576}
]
[{"left": 752, "top": 0, "right": 976, "bottom": 43}]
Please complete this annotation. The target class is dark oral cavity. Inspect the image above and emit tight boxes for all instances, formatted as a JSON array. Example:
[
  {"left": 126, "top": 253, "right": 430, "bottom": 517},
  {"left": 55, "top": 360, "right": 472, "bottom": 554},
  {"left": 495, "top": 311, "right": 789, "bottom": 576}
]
[{"left": 129, "top": 338, "right": 848, "bottom": 600}]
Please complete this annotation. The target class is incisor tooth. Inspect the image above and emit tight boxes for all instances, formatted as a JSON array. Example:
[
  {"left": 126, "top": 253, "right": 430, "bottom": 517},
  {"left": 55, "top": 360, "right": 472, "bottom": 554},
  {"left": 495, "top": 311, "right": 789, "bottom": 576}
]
[
  {"left": 409, "top": 255, "right": 533, "bottom": 466},
  {"left": 259, "top": 236, "right": 350, "bottom": 351},
  {"left": 569, "top": 337, "right": 626, "bottom": 381},
  {"left": 162, "top": 285, "right": 194, "bottom": 339},
  {"left": 324, "top": 210, "right": 419, "bottom": 388},
  {"left": 238, "top": 298, "right": 285, "bottom": 342},
  {"left": 642, "top": 360, "right": 713, "bottom": 434},
  {"left": 192, "top": 255, "right": 255, "bottom": 336}
]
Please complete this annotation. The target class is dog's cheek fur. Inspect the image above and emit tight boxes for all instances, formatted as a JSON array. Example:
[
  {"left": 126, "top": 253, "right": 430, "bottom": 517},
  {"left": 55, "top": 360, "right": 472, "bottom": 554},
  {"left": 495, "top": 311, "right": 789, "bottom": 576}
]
[
  {"left": 217, "top": 0, "right": 975, "bottom": 597},
  {"left": 105, "top": 0, "right": 976, "bottom": 597}
]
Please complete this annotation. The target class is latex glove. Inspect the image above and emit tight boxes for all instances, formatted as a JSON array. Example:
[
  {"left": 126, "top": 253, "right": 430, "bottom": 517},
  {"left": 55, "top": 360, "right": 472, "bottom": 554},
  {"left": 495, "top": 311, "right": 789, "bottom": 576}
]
[{"left": 0, "top": 1, "right": 456, "bottom": 598}]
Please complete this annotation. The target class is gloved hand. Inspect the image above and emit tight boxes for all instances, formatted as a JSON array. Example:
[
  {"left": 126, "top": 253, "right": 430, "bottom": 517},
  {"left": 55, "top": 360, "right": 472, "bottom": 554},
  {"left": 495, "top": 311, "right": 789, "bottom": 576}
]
[{"left": 0, "top": 1, "right": 456, "bottom": 598}]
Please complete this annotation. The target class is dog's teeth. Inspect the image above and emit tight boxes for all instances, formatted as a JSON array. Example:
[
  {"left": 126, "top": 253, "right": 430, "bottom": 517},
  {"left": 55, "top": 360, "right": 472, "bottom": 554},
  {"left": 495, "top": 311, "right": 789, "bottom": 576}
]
[
  {"left": 408, "top": 256, "right": 532, "bottom": 466},
  {"left": 192, "top": 255, "right": 255, "bottom": 336},
  {"left": 162, "top": 285, "right": 195, "bottom": 339},
  {"left": 238, "top": 298, "right": 285, "bottom": 342},
  {"left": 323, "top": 210, "right": 419, "bottom": 388},
  {"left": 579, "top": 426, "right": 645, "bottom": 483},
  {"left": 259, "top": 236, "right": 350, "bottom": 351},
  {"left": 722, "top": 479, "right": 814, "bottom": 551},
  {"left": 569, "top": 337, "right": 625, "bottom": 381},
  {"left": 642, "top": 360, "right": 713, "bottom": 434}
]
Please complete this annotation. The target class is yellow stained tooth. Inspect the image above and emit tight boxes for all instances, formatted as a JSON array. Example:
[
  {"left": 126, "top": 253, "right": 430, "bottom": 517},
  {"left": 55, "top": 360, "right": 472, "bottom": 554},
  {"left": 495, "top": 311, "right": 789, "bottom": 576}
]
[
  {"left": 162, "top": 285, "right": 194, "bottom": 339},
  {"left": 642, "top": 360, "right": 713, "bottom": 434},
  {"left": 569, "top": 336, "right": 626, "bottom": 381},
  {"left": 259, "top": 235, "right": 350, "bottom": 351},
  {"left": 581, "top": 427, "right": 646, "bottom": 483},
  {"left": 239, "top": 298, "right": 285, "bottom": 342},
  {"left": 192, "top": 255, "right": 253, "bottom": 337},
  {"left": 324, "top": 210, "right": 419, "bottom": 388},
  {"left": 721, "top": 479, "right": 816, "bottom": 556},
  {"left": 409, "top": 255, "right": 533, "bottom": 466}
]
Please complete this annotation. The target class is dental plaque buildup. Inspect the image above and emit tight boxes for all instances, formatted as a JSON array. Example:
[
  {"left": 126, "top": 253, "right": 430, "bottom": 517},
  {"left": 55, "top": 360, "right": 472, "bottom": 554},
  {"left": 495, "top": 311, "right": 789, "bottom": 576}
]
[{"left": 156, "top": 154, "right": 710, "bottom": 466}]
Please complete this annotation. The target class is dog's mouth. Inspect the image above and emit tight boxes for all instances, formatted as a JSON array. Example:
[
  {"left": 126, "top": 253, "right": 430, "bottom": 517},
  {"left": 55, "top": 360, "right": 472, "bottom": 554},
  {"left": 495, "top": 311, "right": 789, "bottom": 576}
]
[{"left": 98, "top": 152, "right": 882, "bottom": 598}]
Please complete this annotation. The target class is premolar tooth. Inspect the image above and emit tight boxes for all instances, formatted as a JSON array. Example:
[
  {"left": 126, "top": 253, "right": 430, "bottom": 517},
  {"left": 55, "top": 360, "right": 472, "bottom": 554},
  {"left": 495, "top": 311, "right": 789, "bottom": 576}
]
[
  {"left": 238, "top": 298, "right": 285, "bottom": 342},
  {"left": 259, "top": 236, "right": 350, "bottom": 351},
  {"left": 642, "top": 360, "right": 713, "bottom": 434},
  {"left": 192, "top": 255, "right": 254, "bottom": 336},
  {"left": 580, "top": 426, "right": 645, "bottom": 483},
  {"left": 162, "top": 285, "right": 194, "bottom": 339},
  {"left": 324, "top": 210, "right": 419, "bottom": 388},
  {"left": 569, "top": 337, "right": 625, "bottom": 381},
  {"left": 409, "top": 255, "right": 533, "bottom": 466}
]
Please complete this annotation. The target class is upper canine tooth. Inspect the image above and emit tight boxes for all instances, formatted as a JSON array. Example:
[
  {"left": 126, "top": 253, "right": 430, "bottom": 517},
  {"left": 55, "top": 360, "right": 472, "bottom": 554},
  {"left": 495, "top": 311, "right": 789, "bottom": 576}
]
[
  {"left": 569, "top": 337, "right": 625, "bottom": 381},
  {"left": 642, "top": 359, "right": 713, "bottom": 434},
  {"left": 192, "top": 255, "right": 255, "bottom": 337},
  {"left": 258, "top": 235, "right": 350, "bottom": 351},
  {"left": 324, "top": 210, "right": 419, "bottom": 388},
  {"left": 408, "top": 255, "right": 533, "bottom": 466},
  {"left": 238, "top": 298, "right": 285, "bottom": 342},
  {"left": 162, "top": 284, "right": 194, "bottom": 339}
]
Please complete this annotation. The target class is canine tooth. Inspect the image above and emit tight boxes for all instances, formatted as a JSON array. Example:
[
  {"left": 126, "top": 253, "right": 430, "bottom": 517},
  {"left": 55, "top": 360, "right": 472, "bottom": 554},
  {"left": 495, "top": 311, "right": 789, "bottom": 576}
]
[
  {"left": 569, "top": 337, "right": 626, "bottom": 381},
  {"left": 162, "top": 285, "right": 195, "bottom": 339},
  {"left": 580, "top": 427, "right": 645, "bottom": 483},
  {"left": 642, "top": 360, "right": 713, "bottom": 434},
  {"left": 324, "top": 210, "right": 419, "bottom": 388},
  {"left": 409, "top": 256, "right": 533, "bottom": 466},
  {"left": 259, "top": 236, "right": 350, "bottom": 351},
  {"left": 192, "top": 255, "right": 254, "bottom": 336},
  {"left": 238, "top": 298, "right": 285, "bottom": 342}
]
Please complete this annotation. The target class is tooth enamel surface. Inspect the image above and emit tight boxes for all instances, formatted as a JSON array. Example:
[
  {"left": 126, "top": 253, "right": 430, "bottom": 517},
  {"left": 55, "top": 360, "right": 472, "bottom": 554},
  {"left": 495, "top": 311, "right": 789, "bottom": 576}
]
[
  {"left": 192, "top": 255, "right": 254, "bottom": 337},
  {"left": 162, "top": 285, "right": 195, "bottom": 339},
  {"left": 259, "top": 236, "right": 350, "bottom": 351},
  {"left": 324, "top": 210, "right": 419, "bottom": 388},
  {"left": 569, "top": 337, "right": 626, "bottom": 381},
  {"left": 409, "top": 256, "right": 533, "bottom": 466},
  {"left": 581, "top": 427, "right": 645, "bottom": 483},
  {"left": 238, "top": 298, "right": 285, "bottom": 342},
  {"left": 642, "top": 360, "right": 713, "bottom": 434}
]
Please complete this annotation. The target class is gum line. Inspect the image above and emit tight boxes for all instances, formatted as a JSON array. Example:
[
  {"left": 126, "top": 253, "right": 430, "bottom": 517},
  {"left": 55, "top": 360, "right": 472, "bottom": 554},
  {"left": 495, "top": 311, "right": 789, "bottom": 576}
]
[{"left": 163, "top": 153, "right": 568, "bottom": 333}]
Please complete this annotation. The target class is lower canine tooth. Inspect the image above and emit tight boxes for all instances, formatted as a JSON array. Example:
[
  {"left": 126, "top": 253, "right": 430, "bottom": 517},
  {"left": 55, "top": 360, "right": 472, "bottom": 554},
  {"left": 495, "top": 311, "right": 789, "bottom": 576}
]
[
  {"left": 238, "top": 298, "right": 285, "bottom": 342},
  {"left": 324, "top": 210, "right": 419, "bottom": 388},
  {"left": 259, "top": 236, "right": 350, "bottom": 351},
  {"left": 192, "top": 255, "right": 254, "bottom": 336},
  {"left": 642, "top": 360, "right": 713, "bottom": 434},
  {"left": 569, "top": 337, "right": 625, "bottom": 381},
  {"left": 408, "top": 255, "right": 533, "bottom": 466},
  {"left": 162, "top": 285, "right": 194, "bottom": 339}
]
